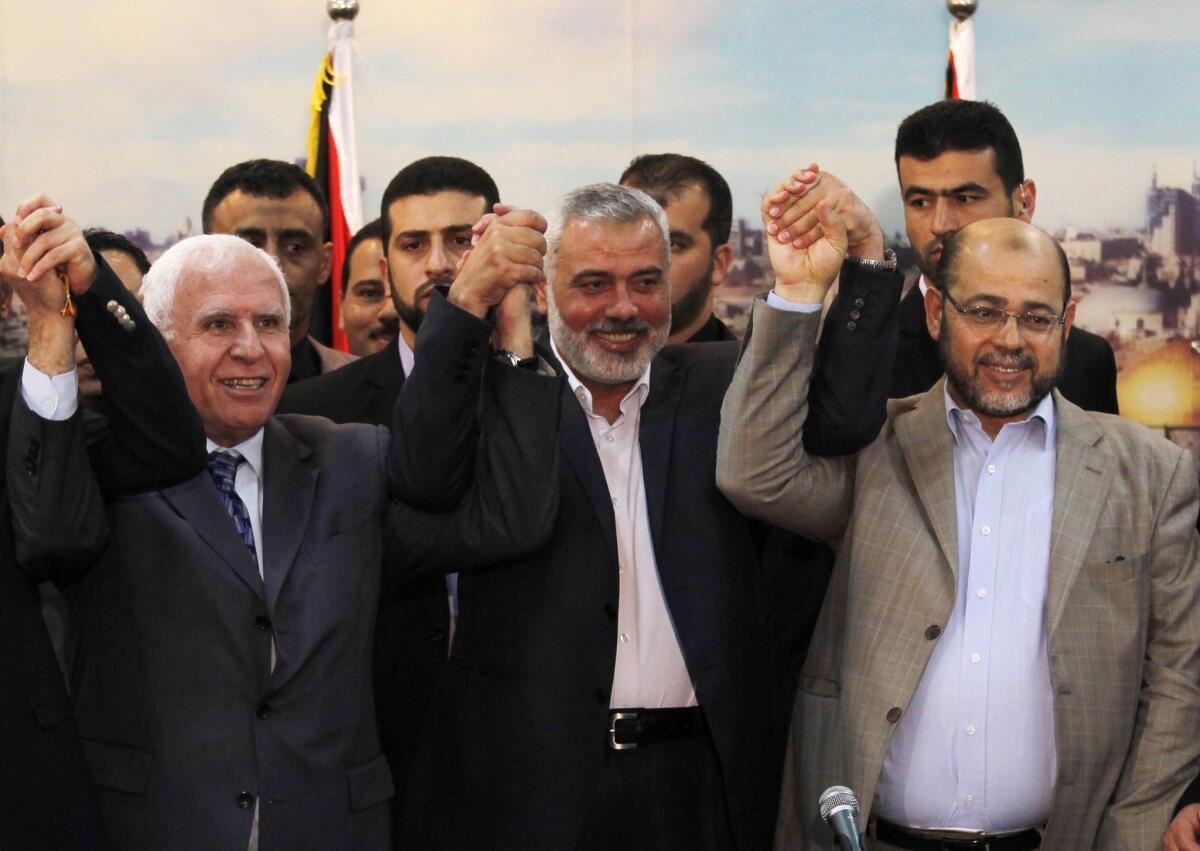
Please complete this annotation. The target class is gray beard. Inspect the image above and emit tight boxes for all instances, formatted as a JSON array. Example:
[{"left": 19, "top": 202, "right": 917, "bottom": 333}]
[
  {"left": 938, "top": 318, "right": 1064, "bottom": 419},
  {"left": 547, "top": 292, "right": 669, "bottom": 385}
]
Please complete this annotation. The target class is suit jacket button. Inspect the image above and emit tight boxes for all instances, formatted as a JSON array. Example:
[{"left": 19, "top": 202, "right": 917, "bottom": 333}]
[
  {"left": 255, "top": 615, "right": 271, "bottom": 631},
  {"left": 256, "top": 702, "right": 272, "bottom": 720},
  {"left": 236, "top": 792, "right": 255, "bottom": 809},
  {"left": 886, "top": 707, "right": 903, "bottom": 723},
  {"left": 846, "top": 321, "right": 858, "bottom": 331},
  {"left": 849, "top": 310, "right": 862, "bottom": 321},
  {"left": 854, "top": 287, "right": 868, "bottom": 297},
  {"left": 854, "top": 298, "right": 865, "bottom": 307},
  {"left": 925, "top": 625, "right": 941, "bottom": 640}
]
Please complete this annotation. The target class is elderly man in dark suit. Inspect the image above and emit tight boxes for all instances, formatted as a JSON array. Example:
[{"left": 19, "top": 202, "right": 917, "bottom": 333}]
[
  {"left": 0, "top": 195, "right": 206, "bottom": 849},
  {"left": 399, "top": 182, "right": 901, "bottom": 850},
  {"left": 27, "top": 214, "right": 560, "bottom": 850}
]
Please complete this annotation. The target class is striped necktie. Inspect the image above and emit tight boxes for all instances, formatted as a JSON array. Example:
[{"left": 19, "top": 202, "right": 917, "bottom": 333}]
[{"left": 206, "top": 450, "right": 258, "bottom": 561}]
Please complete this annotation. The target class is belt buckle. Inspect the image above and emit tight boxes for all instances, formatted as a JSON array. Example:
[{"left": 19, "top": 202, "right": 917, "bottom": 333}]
[{"left": 608, "top": 711, "right": 637, "bottom": 750}]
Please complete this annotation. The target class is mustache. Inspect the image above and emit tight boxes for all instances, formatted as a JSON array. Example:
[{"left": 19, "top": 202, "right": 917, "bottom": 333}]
[
  {"left": 977, "top": 352, "right": 1036, "bottom": 370},
  {"left": 370, "top": 318, "right": 399, "bottom": 340},
  {"left": 586, "top": 319, "right": 651, "bottom": 335}
]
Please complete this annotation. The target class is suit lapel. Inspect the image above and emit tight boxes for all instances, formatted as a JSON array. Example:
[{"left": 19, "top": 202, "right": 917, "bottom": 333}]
[
  {"left": 366, "top": 342, "right": 406, "bottom": 424},
  {"left": 160, "top": 472, "right": 265, "bottom": 598},
  {"left": 540, "top": 343, "right": 619, "bottom": 565},
  {"left": 261, "top": 418, "right": 318, "bottom": 613},
  {"left": 638, "top": 356, "right": 683, "bottom": 554},
  {"left": 558, "top": 388, "right": 620, "bottom": 566},
  {"left": 894, "top": 378, "right": 961, "bottom": 580},
  {"left": 1045, "top": 393, "right": 1112, "bottom": 638}
]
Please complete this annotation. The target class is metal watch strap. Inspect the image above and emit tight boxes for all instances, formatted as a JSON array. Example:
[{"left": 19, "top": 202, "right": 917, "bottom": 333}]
[{"left": 844, "top": 247, "right": 897, "bottom": 271}]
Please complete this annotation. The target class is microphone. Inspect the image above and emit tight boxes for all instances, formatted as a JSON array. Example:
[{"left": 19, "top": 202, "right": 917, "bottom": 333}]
[{"left": 818, "top": 785, "right": 866, "bottom": 851}]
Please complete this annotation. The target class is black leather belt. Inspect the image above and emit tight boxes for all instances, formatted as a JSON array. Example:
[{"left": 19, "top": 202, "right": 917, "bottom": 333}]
[
  {"left": 870, "top": 817, "right": 1041, "bottom": 850},
  {"left": 607, "top": 707, "right": 706, "bottom": 750}
]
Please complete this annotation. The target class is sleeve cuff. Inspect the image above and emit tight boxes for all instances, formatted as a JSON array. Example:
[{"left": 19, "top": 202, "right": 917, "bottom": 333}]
[
  {"left": 21, "top": 359, "right": 78, "bottom": 421},
  {"left": 766, "top": 291, "right": 822, "bottom": 313}
]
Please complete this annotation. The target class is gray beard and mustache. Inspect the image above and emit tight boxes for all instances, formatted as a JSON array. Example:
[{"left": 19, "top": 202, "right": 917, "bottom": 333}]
[
  {"left": 938, "top": 318, "right": 1064, "bottom": 419},
  {"left": 547, "top": 289, "right": 670, "bottom": 385}
]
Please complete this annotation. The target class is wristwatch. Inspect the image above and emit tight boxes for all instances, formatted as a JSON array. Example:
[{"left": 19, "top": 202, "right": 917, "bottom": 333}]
[
  {"left": 844, "top": 248, "right": 897, "bottom": 271},
  {"left": 492, "top": 348, "right": 539, "bottom": 371}
]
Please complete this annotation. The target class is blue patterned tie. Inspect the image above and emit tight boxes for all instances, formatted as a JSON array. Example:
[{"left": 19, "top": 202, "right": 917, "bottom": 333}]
[{"left": 206, "top": 450, "right": 258, "bottom": 562}]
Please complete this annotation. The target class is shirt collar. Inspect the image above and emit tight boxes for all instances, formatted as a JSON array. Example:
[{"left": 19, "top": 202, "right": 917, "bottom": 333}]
[
  {"left": 943, "top": 383, "right": 1056, "bottom": 452},
  {"left": 918, "top": 274, "right": 933, "bottom": 299},
  {"left": 549, "top": 334, "right": 652, "bottom": 419},
  {"left": 396, "top": 333, "right": 415, "bottom": 378},
  {"left": 206, "top": 428, "right": 266, "bottom": 481}
]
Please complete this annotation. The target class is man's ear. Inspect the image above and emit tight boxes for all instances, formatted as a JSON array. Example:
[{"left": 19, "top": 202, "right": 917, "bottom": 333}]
[
  {"left": 318, "top": 241, "right": 333, "bottom": 286},
  {"left": 710, "top": 244, "right": 733, "bottom": 288},
  {"left": 534, "top": 279, "right": 548, "bottom": 316},
  {"left": 1016, "top": 179, "right": 1037, "bottom": 223},
  {"left": 924, "top": 285, "right": 944, "bottom": 341}
]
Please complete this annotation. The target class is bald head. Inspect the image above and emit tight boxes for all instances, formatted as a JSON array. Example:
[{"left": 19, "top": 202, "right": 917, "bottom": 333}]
[{"left": 938, "top": 218, "right": 1070, "bottom": 310}]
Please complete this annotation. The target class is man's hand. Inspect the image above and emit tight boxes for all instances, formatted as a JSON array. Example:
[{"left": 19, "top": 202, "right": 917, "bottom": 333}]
[
  {"left": 764, "top": 164, "right": 884, "bottom": 260},
  {"left": 1, "top": 194, "right": 97, "bottom": 296},
  {"left": 1164, "top": 805, "right": 1200, "bottom": 851},
  {"left": 762, "top": 169, "right": 849, "bottom": 303},
  {"left": 493, "top": 285, "right": 534, "bottom": 359},
  {"left": 449, "top": 206, "right": 546, "bottom": 319},
  {"left": 0, "top": 196, "right": 96, "bottom": 376}
]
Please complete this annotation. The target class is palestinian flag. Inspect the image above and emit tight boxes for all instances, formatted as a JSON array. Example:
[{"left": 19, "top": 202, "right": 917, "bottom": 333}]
[
  {"left": 945, "top": 15, "right": 976, "bottom": 100},
  {"left": 306, "top": 18, "right": 363, "bottom": 353}
]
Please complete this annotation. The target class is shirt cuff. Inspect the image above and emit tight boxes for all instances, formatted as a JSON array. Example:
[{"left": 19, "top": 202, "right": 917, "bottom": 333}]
[
  {"left": 21, "top": 359, "right": 79, "bottom": 421},
  {"left": 765, "top": 291, "right": 822, "bottom": 313}
]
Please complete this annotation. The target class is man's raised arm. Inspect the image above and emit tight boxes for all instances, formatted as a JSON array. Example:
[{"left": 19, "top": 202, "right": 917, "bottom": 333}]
[
  {"left": 3, "top": 195, "right": 205, "bottom": 497},
  {"left": 716, "top": 174, "right": 868, "bottom": 544}
]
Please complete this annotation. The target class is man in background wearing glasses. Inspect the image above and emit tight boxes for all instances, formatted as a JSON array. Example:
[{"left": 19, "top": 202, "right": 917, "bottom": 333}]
[{"left": 717, "top": 174, "right": 1200, "bottom": 848}]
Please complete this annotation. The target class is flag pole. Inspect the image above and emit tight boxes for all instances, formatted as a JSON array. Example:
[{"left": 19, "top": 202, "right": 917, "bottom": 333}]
[
  {"left": 945, "top": 0, "right": 978, "bottom": 100},
  {"left": 307, "top": 0, "right": 364, "bottom": 352}
]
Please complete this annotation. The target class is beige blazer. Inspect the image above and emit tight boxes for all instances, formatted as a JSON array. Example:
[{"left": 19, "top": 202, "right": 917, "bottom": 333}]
[{"left": 716, "top": 300, "right": 1200, "bottom": 850}]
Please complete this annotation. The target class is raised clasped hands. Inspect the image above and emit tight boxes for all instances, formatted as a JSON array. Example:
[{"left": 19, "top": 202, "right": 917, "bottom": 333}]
[
  {"left": 760, "top": 166, "right": 858, "bottom": 302},
  {"left": 452, "top": 203, "right": 545, "bottom": 358},
  {"left": 449, "top": 204, "right": 546, "bottom": 314},
  {"left": 0, "top": 194, "right": 97, "bottom": 321}
]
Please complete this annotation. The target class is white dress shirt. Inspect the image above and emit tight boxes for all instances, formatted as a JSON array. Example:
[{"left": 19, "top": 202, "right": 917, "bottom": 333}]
[
  {"left": 207, "top": 431, "right": 266, "bottom": 579},
  {"left": 550, "top": 337, "right": 697, "bottom": 709},
  {"left": 872, "top": 388, "right": 1058, "bottom": 832},
  {"left": 20, "top": 359, "right": 79, "bottom": 421}
]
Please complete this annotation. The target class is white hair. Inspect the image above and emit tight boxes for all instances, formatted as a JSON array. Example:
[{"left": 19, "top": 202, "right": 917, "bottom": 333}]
[
  {"left": 543, "top": 183, "right": 670, "bottom": 286},
  {"left": 140, "top": 235, "right": 289, "bottom": 339}
]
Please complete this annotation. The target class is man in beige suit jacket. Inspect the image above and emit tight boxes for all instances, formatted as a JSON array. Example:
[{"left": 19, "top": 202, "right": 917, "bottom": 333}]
[{"left": 716, "top": 180, "right": 1200, "bottom": 849}]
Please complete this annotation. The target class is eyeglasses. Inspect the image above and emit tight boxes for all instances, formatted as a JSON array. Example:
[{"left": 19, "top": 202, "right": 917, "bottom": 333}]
[{"left": 939, "top": 288, "right": 1066, "bottom": 337}]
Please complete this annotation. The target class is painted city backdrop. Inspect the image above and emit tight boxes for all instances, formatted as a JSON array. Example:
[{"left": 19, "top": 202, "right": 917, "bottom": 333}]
[{"left": 1, "top": 0, "right": 1198, "bottom": 444}]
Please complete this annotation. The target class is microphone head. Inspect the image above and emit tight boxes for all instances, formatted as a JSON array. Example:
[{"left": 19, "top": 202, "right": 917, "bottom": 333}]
[{"left": 818, "top": 785, "right": 860, "bottom": 822}]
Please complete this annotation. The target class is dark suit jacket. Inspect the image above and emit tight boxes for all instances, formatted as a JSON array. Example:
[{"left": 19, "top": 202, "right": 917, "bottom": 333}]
[
  {"left": 890, "top": 279, "right": 1120, "bottom": 414},
  {"left": 55, "top": 302, "right": 561, "bottom": 851},
  {"left": 277, "top": 330, "right": 452, "bottom": 836},
  {"left": 398, "top": 264, "right": 903, "bottom": 850},
  {"left": 2, "top": 257, "right": 205, "bottom": 850}
]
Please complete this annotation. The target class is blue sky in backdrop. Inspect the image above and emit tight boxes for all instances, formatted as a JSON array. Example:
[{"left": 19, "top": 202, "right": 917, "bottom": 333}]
[{"left": 1, "top": 0, "right": 1196, "bottom": 240}]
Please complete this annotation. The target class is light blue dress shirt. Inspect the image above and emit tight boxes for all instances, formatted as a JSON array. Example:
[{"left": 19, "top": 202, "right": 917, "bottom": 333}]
[{"left": 872, "top": 387, "right": 1058, "bottom": 832}]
